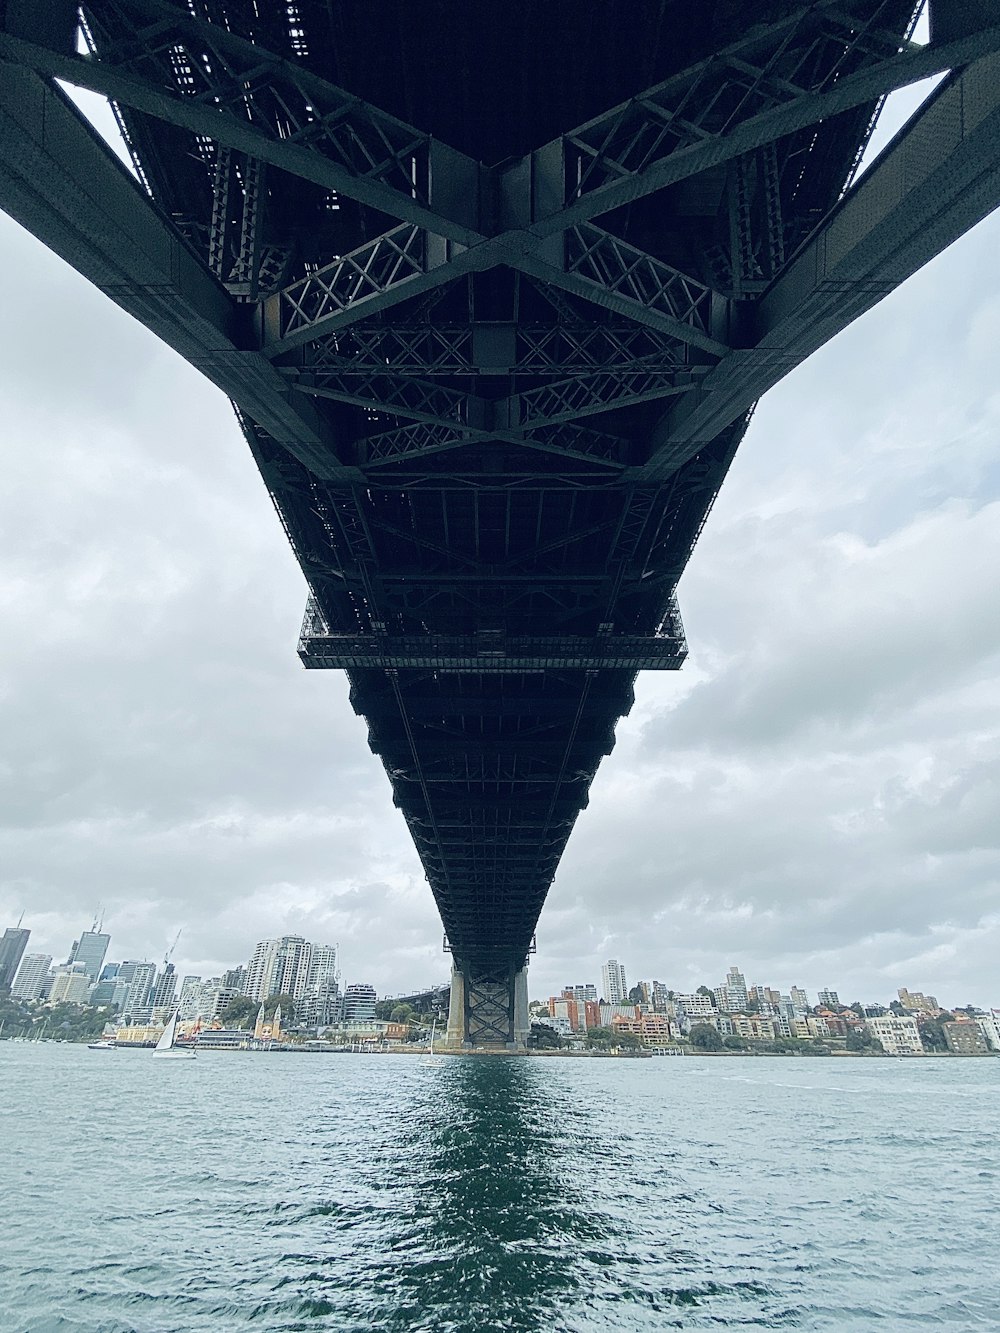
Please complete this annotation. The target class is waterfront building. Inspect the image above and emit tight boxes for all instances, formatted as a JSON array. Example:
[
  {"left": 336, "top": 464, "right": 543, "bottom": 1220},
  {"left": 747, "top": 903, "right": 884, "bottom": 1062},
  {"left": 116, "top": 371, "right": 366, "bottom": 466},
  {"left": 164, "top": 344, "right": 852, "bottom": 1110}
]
[
  {"left": 942, "top": 1022, "right": 990, "bottom": 1055},
  {"left": 601, "top": 959, "right": 628, "bottom": 1005},
  {"left": 48, "top": 963, "right": 92, "bottom": 1005},
  {"left": 0, "top": 925, "right": 31, "bottom": 992},
  {"left": 675, "top": 993, "right": 715, "bottom": 1018},
  {"left": 10, "top": 952, "right": 52, "bottom": 1001},
  {"left": 897, "top": 988, "right": 939, "bottom": 1014},
  {"left": 976, "top": 1011, "right": 1000, "bottom": 1052},
  {"left": 865, "top": 1014, "right": 923, "bottom": 1055},
  {"left": 67, "top": 929, "right": 111, "bottom": 983},
  {"left": 733, "top": 1014, "right": 778, "bottom": 1042},
  {"left": 343, "top": 983, "right": 377, "bottom": 1023},
  {"left": 817, "top": 989, "right": 841, "bottom": 1008}
]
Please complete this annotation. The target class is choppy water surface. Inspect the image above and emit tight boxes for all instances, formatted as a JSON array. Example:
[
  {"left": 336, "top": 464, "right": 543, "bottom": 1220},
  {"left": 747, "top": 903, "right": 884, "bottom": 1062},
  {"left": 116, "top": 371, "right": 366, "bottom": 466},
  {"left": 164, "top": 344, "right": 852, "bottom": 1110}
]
[{"left": 2, "top": 1046, "right": 998, "bottom": 1331}]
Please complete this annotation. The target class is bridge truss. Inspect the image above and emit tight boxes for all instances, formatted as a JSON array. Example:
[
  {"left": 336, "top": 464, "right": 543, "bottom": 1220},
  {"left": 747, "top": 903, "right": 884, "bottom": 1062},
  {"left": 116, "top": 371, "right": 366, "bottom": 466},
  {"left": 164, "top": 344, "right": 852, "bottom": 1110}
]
[{"left": 2, "top": 0, "right": 1000, "bottom": 1043}]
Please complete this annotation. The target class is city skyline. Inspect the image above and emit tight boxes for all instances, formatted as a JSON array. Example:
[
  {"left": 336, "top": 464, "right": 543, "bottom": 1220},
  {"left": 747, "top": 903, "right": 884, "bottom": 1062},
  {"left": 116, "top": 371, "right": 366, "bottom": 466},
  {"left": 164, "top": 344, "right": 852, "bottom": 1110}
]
[
  {"left": 4, "top": 914, "right": 996, "bottom": 1018},
  {"left": 2, "top": 82, "right": 1000, "bottom": 1008}
]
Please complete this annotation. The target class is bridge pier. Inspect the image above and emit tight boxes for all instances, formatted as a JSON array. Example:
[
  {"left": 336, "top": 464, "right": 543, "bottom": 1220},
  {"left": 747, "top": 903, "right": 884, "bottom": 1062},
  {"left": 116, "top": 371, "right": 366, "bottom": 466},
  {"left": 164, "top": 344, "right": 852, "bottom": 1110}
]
[{"left": 445, "top": 963, "right": 530, "bottom": 1052}]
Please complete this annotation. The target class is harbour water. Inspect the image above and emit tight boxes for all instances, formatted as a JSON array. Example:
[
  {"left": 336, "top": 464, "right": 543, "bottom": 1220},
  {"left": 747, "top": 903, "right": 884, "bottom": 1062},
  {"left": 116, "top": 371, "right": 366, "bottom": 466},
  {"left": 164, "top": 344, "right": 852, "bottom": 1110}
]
[{"left": 2, "top": 1044, "right": 998, "bottom": 1331}]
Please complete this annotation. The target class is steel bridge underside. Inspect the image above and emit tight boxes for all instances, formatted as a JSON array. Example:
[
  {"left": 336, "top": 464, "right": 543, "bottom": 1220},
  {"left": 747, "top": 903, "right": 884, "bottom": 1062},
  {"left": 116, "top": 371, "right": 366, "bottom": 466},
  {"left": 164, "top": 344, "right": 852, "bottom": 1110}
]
[{"left": 3, "top": 0, "right": 1000, "bottom": 1041}]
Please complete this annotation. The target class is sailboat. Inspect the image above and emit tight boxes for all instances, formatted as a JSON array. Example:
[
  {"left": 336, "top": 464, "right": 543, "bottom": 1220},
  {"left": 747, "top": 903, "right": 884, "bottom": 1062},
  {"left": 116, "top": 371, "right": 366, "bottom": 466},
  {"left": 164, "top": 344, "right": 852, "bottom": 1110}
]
[
  {"left": 153, "top": 1010, "right": 196, "bottom": 1060},
  {"left": 420, "top": 1017, "right": 441, "bottom": 1065}
]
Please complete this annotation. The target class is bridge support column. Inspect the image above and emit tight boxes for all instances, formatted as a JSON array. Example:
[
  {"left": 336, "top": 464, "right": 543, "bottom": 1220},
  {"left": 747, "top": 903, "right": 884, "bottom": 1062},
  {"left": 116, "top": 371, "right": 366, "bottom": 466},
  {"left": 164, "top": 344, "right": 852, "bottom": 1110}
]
[{"left": 445, "top": 962, "right": 530, "bottom": 1051}]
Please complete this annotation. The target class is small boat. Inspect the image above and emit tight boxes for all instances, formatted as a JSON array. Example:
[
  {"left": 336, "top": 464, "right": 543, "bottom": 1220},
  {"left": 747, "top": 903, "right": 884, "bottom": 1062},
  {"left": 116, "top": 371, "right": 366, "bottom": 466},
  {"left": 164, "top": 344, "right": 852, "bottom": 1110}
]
[
  {"left": 153, "top": 1010, "right": 196, "bottom": 1060},
  {"left": 88, "top": 1038, "right": 117, "bottom": 1050}
]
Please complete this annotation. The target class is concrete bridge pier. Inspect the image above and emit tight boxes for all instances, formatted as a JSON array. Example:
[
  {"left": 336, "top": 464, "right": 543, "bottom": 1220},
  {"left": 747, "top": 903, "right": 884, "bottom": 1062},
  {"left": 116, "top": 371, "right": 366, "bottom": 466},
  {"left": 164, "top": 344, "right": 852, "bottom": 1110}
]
[{"left": 445, "top": 963, "right": 530, "bottom": 1051}]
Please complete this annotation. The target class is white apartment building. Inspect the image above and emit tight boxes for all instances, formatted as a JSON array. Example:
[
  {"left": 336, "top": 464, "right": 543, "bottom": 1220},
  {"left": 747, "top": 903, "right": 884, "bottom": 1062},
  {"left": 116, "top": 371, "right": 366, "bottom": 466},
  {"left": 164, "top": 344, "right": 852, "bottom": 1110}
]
[
  {"left": 976, "top": 1011, "right": 1000, "bottom": 1051},
  {"left": 11, "top": 953, "right": 53, "bottom": 1001},
  {"left": 866, "top": 1014, "right": 923, "bottom": 1055},
  {"left": 243, "top": 936, "right": 313, "bottom": 1002},
  {"left": 675, "top": 993, "right": 715, "bottom": 1018},
  {"left": 601, "top": 959, "right": 628, "bottom": 1005}
]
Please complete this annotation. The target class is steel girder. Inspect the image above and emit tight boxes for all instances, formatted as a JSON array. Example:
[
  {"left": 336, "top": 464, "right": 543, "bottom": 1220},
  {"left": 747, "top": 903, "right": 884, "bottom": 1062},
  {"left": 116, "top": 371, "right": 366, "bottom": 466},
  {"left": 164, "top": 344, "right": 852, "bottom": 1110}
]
[{"left": 5, "top": 0, "right": 1000, "bottom": 990}]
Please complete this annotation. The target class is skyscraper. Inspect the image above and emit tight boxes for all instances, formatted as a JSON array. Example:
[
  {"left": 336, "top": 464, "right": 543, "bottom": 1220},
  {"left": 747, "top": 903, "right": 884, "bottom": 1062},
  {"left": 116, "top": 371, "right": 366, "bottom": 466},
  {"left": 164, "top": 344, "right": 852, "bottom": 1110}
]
[
  {"left": 243, "top": 936, "right": 312, "bottom": 1002},
  {"left": 68, "top": 929, "right": 111, "bottom": 983},
  {"left": 0, "top": 925, "right": 31, "bottom": 991},
  {"left": 149, "top": 963, "right": 178, "bottom": 1017},
  {"left": 299, "top": 943, "right": 340, "bottom": 1026},
  {"left": 11, "top": 953, "right": 52, "bottom": 1001},
  {"left": 114, "top": 960, "right": 157, "bottom": 1018},
  {"left": 601, "top": 959, "right": 628, "bottom": 1005}
]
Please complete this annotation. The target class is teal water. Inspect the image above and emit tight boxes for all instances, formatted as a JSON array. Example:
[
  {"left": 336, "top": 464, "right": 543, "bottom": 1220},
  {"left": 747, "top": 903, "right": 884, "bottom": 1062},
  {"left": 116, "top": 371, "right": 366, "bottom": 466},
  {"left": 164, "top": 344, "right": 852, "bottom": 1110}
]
[{"left": 1, "top": 1046, "right": 998, "bottom": 1331}]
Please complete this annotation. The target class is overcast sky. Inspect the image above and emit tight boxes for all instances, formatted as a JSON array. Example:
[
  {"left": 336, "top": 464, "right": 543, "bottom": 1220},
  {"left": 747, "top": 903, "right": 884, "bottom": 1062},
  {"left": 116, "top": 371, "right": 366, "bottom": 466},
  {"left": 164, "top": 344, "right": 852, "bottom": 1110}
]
[{"left": 2, "top": 77, "right": 999, "bottom": 1008}]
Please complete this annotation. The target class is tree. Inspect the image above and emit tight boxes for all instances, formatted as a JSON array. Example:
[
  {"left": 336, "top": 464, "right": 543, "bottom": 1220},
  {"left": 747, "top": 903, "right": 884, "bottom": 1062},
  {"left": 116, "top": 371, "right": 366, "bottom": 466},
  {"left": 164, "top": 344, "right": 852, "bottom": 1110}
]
[
  {"left": 689, "top": 1023, "right": 723, "bottom": 1051},
  {"left": 527, "top": 1022, "right": 563, "bottom": 1050},
  {"left": 374, "top": 1000, "right": 395, "bottom": 1020},
  {"left": 723, "top": 1033, "right": 749, "bottom": 1050},
  {"left": 627, "top": 984, "right": 645, "bottom": 1005},
  {"left": 917, "top": 1017, "right": 949, "bottom": 1052},
  {"left": 696, "top": 985, "right": 716, "bottom": 1006},
  {"left": 221, "top": 996, "right": 259, "bottom": 1029},
  {"left": 390, "top": 1003, "right": 415, "bottom": 1024},
  {"left": 584, "top": 1025, "right": 642, "bottom": 1050}
]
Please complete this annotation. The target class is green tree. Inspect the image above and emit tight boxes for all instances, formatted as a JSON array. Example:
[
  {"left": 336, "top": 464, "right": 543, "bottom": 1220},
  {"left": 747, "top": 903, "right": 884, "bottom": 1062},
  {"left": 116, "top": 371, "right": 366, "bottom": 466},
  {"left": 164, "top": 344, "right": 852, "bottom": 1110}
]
[
  {"left": 696, "top": 985, "right": 716, "bottom": 1006},
  {"left": 374, "top": 1000, "right": 394, "bottom": 1020},
  {"left": 917, "top": 1017, "right": 949, "bottom": 1052},
  {"left": 723, "top": 1033, "right": 748, "bottom": 1050},
  {"left": 221, "top": 996, "right": 259, "bottom": 1029},
  {"left": 584, "top": 1025, "right": 642, "bottom": 1050},
  {"left": 689, "top": 1023, "right": 723, "bottom": 1051},
  {"left": 627, "top": 984, "right": 645, "bottom": 1005},
  {"left": 390, "top": 1002, "right": 415, "bottom": 1024},
  {"left": 527, "top": 1022, "right": 563, "bottom": 1050}
]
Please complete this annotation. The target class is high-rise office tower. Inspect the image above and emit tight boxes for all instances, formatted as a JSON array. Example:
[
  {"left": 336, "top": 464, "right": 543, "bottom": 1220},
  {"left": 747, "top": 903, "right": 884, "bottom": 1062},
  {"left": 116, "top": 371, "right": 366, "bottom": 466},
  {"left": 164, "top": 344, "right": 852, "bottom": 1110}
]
[
  {"left": 11, "top": 952, "right": 52, "bottom": 1001},
  {"left": 68, "top": 929, "right": 111, "bottom": 983},
  {"left": 0, "top": 925, "right": 31, "bottom": 991}
]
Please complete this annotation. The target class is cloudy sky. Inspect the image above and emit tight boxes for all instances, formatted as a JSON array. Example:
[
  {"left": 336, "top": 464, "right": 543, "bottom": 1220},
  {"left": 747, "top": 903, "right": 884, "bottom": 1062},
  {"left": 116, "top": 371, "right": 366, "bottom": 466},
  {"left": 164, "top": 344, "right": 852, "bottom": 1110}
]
[{"left": 2, "top": 76, "right": 999, "bottom": 1008}]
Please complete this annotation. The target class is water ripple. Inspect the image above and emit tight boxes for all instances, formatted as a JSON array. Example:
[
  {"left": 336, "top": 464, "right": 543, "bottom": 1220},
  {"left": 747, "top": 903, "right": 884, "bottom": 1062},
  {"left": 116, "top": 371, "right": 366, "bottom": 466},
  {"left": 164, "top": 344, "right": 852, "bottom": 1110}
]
[{"left": 2, "top": 1048, "right": 999, "bottom": 1330}]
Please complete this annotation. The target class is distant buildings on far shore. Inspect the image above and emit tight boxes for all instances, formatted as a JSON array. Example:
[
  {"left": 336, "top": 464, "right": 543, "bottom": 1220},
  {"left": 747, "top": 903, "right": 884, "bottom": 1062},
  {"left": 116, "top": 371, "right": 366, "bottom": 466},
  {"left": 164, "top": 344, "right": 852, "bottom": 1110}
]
[{"left": 533, "top": 960, "right": 1000, "bottom": 1056}]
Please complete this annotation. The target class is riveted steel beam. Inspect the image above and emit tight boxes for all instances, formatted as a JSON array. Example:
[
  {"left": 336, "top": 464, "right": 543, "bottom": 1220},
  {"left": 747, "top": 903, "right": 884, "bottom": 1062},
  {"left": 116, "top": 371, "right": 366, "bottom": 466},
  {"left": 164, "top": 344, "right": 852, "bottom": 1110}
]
[
  {"left": 509, "top": 3, "right": 1000, "bottom": 235},
  {"left": 647, "top": 53, "right": 1000, "bottom": 479},
  {"left": 0, "top": 64, "right": 354, "bottom": 482},
  {"left": 4, "top": 0, "right": 484, "bottom": 241}
]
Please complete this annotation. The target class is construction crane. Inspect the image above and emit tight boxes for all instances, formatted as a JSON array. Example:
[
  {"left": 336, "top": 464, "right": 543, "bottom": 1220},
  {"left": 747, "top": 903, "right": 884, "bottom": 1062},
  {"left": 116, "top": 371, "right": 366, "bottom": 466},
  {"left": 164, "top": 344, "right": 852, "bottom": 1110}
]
[{"left": 163, "top": 929, "right": 182, "bottom": 970}]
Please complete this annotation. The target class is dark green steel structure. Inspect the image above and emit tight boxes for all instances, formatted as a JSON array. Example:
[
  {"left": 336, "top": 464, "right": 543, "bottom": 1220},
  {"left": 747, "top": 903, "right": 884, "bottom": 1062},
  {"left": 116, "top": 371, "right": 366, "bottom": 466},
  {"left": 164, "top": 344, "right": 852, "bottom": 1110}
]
[{"left": 2, "top": 0, "right": 1000, "bottom": 1042}]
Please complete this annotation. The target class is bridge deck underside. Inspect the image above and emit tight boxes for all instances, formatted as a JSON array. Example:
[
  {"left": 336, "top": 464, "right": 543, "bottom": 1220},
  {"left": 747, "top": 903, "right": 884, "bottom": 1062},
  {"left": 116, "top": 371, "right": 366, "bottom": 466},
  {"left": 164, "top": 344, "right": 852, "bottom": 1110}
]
[{"left": 6, "top": 0, "right": 1000, "bottom": 980}]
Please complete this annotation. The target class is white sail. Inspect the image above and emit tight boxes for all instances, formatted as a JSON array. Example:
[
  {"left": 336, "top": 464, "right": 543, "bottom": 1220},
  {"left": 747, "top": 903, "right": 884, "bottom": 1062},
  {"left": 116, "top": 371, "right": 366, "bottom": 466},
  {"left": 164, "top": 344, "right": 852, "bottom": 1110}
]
[{"left": 155, "top": 1011, "right": 178, "bottom": 1052}]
